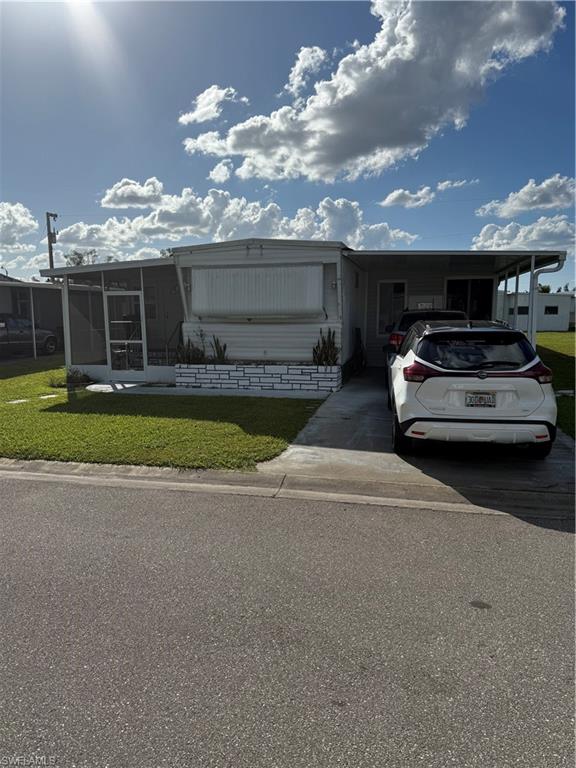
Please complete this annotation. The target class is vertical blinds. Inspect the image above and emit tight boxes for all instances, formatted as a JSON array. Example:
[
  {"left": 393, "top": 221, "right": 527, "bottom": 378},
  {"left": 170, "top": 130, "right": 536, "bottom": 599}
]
[{"left": 191, "top": 265, "right": 324, "bottom": 317}]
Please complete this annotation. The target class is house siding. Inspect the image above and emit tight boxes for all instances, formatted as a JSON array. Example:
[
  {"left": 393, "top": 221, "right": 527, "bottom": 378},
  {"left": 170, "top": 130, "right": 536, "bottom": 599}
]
[{"left": 178, "top": 243, "right": 342, "bottom": 363}]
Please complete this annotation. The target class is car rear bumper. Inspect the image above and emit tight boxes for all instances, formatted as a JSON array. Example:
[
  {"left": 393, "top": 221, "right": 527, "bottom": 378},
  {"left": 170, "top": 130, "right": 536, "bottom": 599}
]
[{"left": 400, "top": 418, "right": 556, "bottom": 444}]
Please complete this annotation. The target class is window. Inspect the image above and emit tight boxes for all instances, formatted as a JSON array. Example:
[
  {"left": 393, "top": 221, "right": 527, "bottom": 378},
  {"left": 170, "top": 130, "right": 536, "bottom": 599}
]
[
  {"left": 418, "top": 332, "right": 535, "bottom": 371},
  {"left": 544, "top": 305, "right": 559, "bottom": 315},
  {"left": 508, "top": 306, "right": 530, "bottom": 316},
  {"left": 14, "top": 288, "right": 30, "bottom": 318},
  {"left": 377, "top": 281, "right": 406, "bottom": 335}
]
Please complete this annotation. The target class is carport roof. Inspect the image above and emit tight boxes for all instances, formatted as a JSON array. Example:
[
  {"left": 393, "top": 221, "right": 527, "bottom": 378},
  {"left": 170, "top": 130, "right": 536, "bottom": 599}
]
[{"left": 345, "top": 249, "right": 565, "bottom": 276}]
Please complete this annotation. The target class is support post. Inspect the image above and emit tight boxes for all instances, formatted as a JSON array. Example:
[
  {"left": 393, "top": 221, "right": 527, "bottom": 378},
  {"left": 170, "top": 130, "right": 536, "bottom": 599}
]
[
  {"left": 62, "top": 275, "right": 72, "bottom": 371},
  {"left": 527, "top": 254, "right": 537, "bottom": 346},
  {"left": 513, "top": 265, "right": 520, "bottom": 329},
  {"left": 29, "top": 286, "right": 37, "bottom": 359},
  {"left": 503, "top": 272, "right": 508, "bottom": 322}
]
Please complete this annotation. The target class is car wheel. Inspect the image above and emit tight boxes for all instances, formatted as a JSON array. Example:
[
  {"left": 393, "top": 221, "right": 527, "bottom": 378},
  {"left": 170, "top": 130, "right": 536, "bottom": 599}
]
[
  {"left": 392, "top": 412, "right": 412, "bottom": 455},
  {"left": 43, "top": 336, "right": 57, "bottom": 355},
  {"left": 527, "top": 441, "right": 553, "bottom": 460}
]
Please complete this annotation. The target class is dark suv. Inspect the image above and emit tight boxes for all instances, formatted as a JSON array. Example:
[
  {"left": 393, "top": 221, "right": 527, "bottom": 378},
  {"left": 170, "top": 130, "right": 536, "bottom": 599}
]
[
  {"left": 0, "top": 315, "right": 58, "bottom": 356},
  {"left": 385, "top": 309, "right": 468, "bottom": 362}
]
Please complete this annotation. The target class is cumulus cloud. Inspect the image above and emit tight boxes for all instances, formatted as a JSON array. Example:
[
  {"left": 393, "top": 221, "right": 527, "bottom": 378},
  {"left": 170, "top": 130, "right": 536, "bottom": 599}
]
[
  {"left": 379, "top": 186, "right": 435, "bottom": 209},
  {"left": 207, "top": 159, "right": 233, "bottom": 184},
  {"left": 55, "top": 185, "right": 417, "bottom": 251},
  {"left": 284, "top": 46, "right": 328, "bottom": 99},
  {"left": 0, "top": 202, "right": 39, "bottom": 252},
  {"left": 100, "top": 177, "right": 164, "bottom": 208},
  {"left": 183, "top": 1, "right": 563, "bottom": 181},
  {"left": 471, "top": 215, "right": 574, "bottom": 253},
  {"left": 476, "top": 174, "right": 575, "bottom": 218},
  {"left": 178, "top": 85, "right": 248, "bottom": 126},
  {"left": 437, "top": 179, "right": 479, "bottom": 191}
]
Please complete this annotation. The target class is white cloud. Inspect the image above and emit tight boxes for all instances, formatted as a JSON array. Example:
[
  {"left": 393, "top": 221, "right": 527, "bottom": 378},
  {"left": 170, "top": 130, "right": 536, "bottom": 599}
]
[
  {"left": 476, "top": 174, "right": 575, "bottom": 218},
  {"left": 0, "top": 202, "right": 39, "bottom": 252},
  {"left": 55, "top": 184, "right": 418, "bottom": 252},
  {"left": 379, "top": 186, "right": 435, "bottom": 209},
  {"left": 178, "top": 85, "right": 248, "bottom": 126},
  {"left": 101, "top": 177, "right": 164, "bottom": 208},
  {"left": 471, "top": 215, "right": 575, "bottom": 253},
  {"left": 184, "top": 1, "right": 563, "bottom": 182},
  {"left": 437, "top": 179, "right": 479, "bottom": 192},
  {"left": 207, "top": 159, "right": 233, "bottom": 184},
  {"left": 284, "top": 46, "right": 328, "bottom": 99}
]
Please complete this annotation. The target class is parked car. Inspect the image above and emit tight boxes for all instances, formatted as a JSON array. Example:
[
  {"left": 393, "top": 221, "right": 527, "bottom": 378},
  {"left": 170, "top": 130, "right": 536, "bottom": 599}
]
[
  {"left": 386, "top": 309, "right": 468, "bottom": 356},
  {"left": 0, "top": 315, "right": 58, "bottom": 356},
  {"left": 388, "top": 320, "right": 556, "bottom": 458}
]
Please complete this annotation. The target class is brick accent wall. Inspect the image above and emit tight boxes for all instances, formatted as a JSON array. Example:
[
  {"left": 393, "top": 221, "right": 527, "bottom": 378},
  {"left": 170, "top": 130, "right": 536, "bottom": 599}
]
[{"left": 175, "top": 364, "right": 342, "bottom": 392}]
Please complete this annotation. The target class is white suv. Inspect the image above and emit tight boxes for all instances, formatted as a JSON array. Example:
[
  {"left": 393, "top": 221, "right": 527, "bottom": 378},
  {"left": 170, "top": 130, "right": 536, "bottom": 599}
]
[{"left": 388, "top": 321, "right": 557, "bottom": 459}]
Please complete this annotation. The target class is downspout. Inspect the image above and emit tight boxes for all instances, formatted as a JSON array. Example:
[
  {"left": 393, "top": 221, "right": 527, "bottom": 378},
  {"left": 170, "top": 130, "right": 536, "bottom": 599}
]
[
  {"left": 175, "top": 263, "right": 189, "bottom": 322},
  {"left": 528, "top": 253, "right": 566, "bottom": 346}
]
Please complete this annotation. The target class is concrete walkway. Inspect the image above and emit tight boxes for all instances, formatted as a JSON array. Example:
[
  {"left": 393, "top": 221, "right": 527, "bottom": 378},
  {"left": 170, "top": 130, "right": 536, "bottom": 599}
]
[{"left": 258, "top": 371, "right": 575, "bottom": 522}]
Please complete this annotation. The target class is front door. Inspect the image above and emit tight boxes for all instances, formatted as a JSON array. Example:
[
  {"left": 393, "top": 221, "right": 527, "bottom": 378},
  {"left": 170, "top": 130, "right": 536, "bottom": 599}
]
[{"left": 106, "top": 292, "right": 146, "bottom": 381}]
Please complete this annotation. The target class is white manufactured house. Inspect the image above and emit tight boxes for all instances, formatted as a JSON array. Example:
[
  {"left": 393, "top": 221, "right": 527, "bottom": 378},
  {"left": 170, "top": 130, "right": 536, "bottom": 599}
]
[
  {"left": 41, "top": 239, "right": 566, "bottom": 390},
  {"left": 497, "top": 290, "right": 574, "bottom": 332}
]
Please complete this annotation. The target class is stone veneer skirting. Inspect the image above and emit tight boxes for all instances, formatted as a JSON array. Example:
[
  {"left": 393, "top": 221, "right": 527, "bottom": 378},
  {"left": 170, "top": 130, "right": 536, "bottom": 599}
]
[{"left": 175, "top": 364, "right": 342, "bottom": 392}]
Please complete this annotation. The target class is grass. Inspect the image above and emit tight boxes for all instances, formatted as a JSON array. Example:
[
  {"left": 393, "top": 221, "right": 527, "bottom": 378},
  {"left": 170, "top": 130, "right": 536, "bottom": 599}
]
[
  {"left": 536, "top": 332, "right": 575, "bottom": 439},
  {"left": 0, "top": 356, "right": 319, "bottom": 470}
]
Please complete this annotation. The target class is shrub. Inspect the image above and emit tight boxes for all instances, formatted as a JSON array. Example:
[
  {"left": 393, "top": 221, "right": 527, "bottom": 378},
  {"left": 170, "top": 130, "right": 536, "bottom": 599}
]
[
  {"left": 48, "top": 367, "right": 93, "bottom": 389},
  {"left": 211, "top": 335, "right": 228, "bottom": 363},
  {"left": 176, "top": 339, "right": 206, "bottom": 364},
  {"left": 312, "top": 328, "right": 339, "bottom": 366}
]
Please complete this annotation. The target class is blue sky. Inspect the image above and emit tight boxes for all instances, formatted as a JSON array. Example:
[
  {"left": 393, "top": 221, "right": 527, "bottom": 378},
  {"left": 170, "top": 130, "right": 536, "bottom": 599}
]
[{"left": 0, "top": 0, "right": 574, "bottom": 288}]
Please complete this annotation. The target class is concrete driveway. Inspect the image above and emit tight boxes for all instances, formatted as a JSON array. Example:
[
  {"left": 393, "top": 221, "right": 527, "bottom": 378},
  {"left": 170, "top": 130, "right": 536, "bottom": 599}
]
[{"left": 259, "top": 372, "right": 575, "bottom": 526}]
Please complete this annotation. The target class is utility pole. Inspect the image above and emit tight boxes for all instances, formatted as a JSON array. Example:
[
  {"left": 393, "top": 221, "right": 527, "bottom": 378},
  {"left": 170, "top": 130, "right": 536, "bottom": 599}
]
[{"left": 46, "top": 212, "right": 58, "bottom": 273}]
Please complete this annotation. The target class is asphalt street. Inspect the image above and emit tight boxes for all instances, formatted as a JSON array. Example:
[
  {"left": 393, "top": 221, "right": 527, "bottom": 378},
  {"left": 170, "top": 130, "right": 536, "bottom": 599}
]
[{"left": 0, "top": 476, "right": 573, "bottom": 767}]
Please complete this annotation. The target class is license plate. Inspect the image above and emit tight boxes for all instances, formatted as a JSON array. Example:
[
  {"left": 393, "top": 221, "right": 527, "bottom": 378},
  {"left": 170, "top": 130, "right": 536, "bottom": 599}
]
[{"left": 465, "top": 391, "right": 496, "bottom": 407}]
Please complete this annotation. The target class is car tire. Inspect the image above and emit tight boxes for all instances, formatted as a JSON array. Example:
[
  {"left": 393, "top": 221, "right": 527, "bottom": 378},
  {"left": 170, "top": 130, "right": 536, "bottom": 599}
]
[
  {"left": 43, "top": 336, "right": 57, "bottom": 355},
  {"left": 392, "top": 412, "right": 412, "bottom": 455},
  {"left": 528, "top": 441, "right": 553, "bottom": 460}
]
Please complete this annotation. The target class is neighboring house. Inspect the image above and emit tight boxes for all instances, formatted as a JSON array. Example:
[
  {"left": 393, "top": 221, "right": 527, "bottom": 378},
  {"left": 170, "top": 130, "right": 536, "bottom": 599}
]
[
  {"left": 497, "top": 291, "right": 575, "bottom": 332},
  {"left": 0, "top": 280, "right": 63, "bottom": 356},
  {"left": 40, "top": 238, "right": 566, "bottom": 388}
]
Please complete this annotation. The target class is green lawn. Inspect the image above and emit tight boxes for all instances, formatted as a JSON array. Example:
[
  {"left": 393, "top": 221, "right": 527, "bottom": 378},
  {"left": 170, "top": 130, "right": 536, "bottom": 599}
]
[
  {"left": 0, "top": 357, "right": 319, "bottom": 470},
  {"left": 537, "top": 332, "right": 575, "bottom": 439}
]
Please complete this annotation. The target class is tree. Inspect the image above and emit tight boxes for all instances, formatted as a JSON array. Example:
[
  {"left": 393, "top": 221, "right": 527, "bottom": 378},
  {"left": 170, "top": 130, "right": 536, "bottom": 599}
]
[
  {"left": 556, "top": 286, "right": 562, "bottom": 292},
  {"left": 160, "top": 248, "right": 172, "bottom": 258},
  {"left": 563, "top": 283, "right": 571, "bottom": 292},
  {"left": 64, "top": 249, "right": 116, "bottom": 266},
  {"left": 537, "top": 284, "right": 551, "bottom": 293}
]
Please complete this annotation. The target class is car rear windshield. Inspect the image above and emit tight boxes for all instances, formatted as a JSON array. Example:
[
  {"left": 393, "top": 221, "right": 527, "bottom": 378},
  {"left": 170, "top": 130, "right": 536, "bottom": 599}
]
[
  {"left": 398, "top": 312, "right": 466, "bottom": 331},
  {"left": 417, "top": 332, "right": 535, "bottom": 371}
]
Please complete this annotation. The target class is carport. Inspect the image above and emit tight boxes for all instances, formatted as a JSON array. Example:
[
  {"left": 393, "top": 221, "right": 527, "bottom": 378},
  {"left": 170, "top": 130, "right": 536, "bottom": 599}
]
[{"left": 343, "top": 250, "right": 566, "bottom": 366}]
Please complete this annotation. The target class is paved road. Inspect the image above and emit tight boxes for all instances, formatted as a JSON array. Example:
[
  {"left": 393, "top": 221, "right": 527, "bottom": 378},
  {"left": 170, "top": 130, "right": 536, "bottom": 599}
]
[{"left": 0, "top": 477, "right": 573, "bottom": 767}]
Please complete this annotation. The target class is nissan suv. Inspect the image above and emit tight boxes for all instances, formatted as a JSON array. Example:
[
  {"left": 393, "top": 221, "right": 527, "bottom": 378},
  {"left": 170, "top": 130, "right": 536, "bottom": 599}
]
[{"left": 388, "top": 321, "right": 556, "bottom": 458}]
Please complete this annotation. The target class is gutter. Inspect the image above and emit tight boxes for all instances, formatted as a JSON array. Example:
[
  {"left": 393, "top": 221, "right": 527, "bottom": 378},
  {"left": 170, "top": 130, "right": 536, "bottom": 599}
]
[{"left": 528, "top": 252, "right": 567, "bottom": 345}]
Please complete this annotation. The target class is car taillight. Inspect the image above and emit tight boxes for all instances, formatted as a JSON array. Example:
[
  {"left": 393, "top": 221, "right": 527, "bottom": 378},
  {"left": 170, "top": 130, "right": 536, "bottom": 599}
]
[
  {"left": 523, "top": 361, "right": 553, "bottom": 384},
  {"left": 389, "top": 332, "right": 404, "bottom": 349},
  {"left": 403, "top": 361, "right": 445, "bottom": 382}
]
